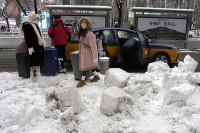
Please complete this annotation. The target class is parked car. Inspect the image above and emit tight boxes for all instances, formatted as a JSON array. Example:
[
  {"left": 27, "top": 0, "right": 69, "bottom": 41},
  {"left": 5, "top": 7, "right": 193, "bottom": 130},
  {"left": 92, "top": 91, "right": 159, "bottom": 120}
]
[{"left": 65, "top": 27, "right": 179, "bottom": 67}]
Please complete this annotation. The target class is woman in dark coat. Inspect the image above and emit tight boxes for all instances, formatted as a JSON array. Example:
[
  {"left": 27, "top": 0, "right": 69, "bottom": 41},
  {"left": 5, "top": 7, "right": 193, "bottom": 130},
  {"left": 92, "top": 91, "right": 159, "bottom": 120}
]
[{"left": 22, "top": 12, "right": 45, "bottom": 81}]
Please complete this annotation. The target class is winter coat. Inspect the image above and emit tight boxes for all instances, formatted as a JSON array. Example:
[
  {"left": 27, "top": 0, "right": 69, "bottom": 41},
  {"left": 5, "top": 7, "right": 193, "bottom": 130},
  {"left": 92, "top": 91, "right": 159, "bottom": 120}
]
[
  {"left": 48, "top": 18, "right": 71, "bottom": 46},
  {"left": 22, "top": 14, "right": 44, "bottom": 67},
  {"left": 79, "top": 30, "right": 99, "bottom": 71}
]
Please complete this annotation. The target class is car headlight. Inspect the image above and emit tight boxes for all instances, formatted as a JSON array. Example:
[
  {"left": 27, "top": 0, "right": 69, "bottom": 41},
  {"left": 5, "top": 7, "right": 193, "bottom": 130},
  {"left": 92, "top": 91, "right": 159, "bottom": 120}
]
[{"left": 172, "top": 47, "right": 178, "bottom": 51}]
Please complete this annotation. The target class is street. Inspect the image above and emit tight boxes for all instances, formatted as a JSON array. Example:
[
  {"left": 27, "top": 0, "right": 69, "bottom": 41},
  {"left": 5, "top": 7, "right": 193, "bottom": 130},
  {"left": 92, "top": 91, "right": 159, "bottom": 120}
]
[{"left": 0, "top": 49, "right": 17, "bottom": 72}]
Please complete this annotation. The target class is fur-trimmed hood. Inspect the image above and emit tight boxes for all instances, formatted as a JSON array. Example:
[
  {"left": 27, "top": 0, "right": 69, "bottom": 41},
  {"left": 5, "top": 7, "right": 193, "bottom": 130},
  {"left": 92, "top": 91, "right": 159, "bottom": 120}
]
[
  {"left": 78, "top": 17, "right": 93, "bottom": 29},
  {"left": 28, "top": 11, "right": 40, "bottom": 22}
]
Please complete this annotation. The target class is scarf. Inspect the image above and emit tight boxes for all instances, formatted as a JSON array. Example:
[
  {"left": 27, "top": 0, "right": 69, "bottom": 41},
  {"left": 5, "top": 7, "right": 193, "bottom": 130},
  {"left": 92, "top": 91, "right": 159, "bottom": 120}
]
[{"left": 28, "top": 21, "right": 45, "bottom": 46}]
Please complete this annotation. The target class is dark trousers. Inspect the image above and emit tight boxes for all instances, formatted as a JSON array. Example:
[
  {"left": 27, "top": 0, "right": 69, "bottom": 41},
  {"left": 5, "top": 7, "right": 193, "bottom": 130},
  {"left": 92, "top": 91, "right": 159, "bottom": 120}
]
[
  {"left": 54, "top": 44, "right": 66, "bottom": 69},
  {"left": 81, "top": 69, "right": 95, "bottom": 76}
]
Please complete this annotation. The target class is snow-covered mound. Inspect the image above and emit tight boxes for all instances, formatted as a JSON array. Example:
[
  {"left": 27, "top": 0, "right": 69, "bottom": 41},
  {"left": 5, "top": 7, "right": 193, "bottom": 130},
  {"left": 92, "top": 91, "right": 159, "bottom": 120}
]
[{"left": 0, "top": 55, "right": 200, "bottom": 133}]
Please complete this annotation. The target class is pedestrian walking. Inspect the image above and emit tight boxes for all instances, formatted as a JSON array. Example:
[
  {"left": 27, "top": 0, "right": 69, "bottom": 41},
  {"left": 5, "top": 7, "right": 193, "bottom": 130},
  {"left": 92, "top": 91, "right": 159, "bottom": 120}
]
[
  {"left": 48, "top": 15, "right": 71, "bottom": 73},
  {"left": 76, "top": 17, "right": 100, "bottom": 88},
  {"left": 22, "top": 11, "right": 45, "bottom": 81},
  {"left": 114, "top": 22, "right": 119, "bottom": 27}
]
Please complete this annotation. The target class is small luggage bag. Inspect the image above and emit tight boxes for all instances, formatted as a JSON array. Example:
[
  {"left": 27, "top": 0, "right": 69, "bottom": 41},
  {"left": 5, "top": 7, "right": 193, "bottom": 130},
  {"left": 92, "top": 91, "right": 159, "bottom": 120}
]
[
  {"left": 16, "top": 53, "right": 30, "bottom": 78},
  {"left": 41, "top": 48, "right": 59, "bottom": 75},
  {"left": 70, "top": 50, "right": 93, "bottom": 80}
]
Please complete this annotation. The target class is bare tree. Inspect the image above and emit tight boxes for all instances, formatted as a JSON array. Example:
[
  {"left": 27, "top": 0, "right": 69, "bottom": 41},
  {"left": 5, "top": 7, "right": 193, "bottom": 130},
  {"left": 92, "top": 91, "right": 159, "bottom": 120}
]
[
  {"left": 0, "top": 0, "right": 18, "bottom": 31},
  {"left": 16, "top": 0, "right": 27, "bottom": 15},
  {"left": 115, "top": 0, "right": 127, "bottom": 27}
]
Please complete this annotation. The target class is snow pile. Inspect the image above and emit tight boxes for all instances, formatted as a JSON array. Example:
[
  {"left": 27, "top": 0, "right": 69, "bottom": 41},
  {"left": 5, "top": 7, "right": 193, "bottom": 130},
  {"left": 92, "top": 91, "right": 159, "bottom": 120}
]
[
  {"left": 161, "top": 55, "right": 200, "bottom": 132},
  {"left": 1, "top": 55, "right": 200, "bottom": 132},
  {"left": 163, "top": 83, "right": 195, "bottom": 105}
]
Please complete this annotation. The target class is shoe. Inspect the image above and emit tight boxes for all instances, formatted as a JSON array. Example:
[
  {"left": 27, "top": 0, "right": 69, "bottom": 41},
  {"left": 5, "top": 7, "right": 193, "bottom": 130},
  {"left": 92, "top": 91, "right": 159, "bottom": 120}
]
[
  {"left": 90, "top": 75, "right": 100, "bottom": 82},
  {"left": 76, "top": 80, "right": 86, "bottom": 88},
  {"left": 60, "top": 68, "right": 67, "bottom": 73},
  {"left": 30, "top": 71, "right": 34, "bottom": 81},
  {"left": 35, "top": 71, "right": 42, "bottom": 81}
]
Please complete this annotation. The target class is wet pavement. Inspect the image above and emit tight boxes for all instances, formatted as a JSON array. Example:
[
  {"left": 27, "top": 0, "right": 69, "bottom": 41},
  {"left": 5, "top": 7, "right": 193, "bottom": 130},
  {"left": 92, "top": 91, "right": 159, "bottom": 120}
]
[{"left": 0, "top": 49, "right": 17, "bottom": 72}]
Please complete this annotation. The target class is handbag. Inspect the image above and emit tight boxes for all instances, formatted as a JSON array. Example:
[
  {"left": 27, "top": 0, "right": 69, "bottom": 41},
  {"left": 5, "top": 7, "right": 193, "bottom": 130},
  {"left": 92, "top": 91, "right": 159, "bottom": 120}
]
[{"left": 15, "top": 42, "right": 27, "bottom": 53}]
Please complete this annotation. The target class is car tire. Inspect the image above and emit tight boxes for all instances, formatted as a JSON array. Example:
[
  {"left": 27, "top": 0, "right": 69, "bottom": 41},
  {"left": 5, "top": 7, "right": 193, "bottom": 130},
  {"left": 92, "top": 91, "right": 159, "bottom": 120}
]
[
  {"left": 189, "top": 35, "right": 193, "bottom": 38},
  {"left": 152, "top": 53, "right": 171, "bottom": 66}
]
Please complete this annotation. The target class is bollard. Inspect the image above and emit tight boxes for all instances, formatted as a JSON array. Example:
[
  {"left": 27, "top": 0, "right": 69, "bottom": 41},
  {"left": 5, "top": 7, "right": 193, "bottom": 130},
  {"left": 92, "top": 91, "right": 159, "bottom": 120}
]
[{"left": 99, "top": 57, "right": 110, "bottom": 74}]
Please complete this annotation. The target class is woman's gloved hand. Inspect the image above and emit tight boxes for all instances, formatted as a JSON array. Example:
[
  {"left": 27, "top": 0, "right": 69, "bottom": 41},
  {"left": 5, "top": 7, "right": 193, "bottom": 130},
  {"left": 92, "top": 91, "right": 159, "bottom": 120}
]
[
  {"left": 93, "top": 59, "right": 98, "bottom": 64},
  {"left": 28, "top": 47, "right": 34, "bottom": 55}
]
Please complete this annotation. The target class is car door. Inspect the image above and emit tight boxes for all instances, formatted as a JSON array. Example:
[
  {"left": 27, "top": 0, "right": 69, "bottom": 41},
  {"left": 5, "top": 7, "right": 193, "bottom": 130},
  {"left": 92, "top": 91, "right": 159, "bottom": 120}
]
[
  {"left": 93, "top": 29, "right": 118, "bottom": 62},
  {"left": 116, "top": 29, "right": 140, "bottom": 63},
  {"left": 102, "top": 29, "right": 118, "bottom": 58},
  {"left": 136, "top": 30, "right": 149, "bottom": 65}
]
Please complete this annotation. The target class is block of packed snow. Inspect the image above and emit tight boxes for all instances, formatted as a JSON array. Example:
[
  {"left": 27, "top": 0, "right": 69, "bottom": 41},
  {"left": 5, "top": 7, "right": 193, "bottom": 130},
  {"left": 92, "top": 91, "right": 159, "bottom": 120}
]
[
  {"left": 178, "top": 55, "right": 198, "bottom": 72},
  {"left": 55, "top": 87, "right": 84, "bottom": 113},
  {"left": 45, "top": 86, "right": 84, "bottom": 114},
  {"left": 100, "top": 86, "right": 133, "bottom": 116},
  {"left": 104, "top": 68, "right": 130, "bottom": 88},
  {"left": 147, "top": 61, "right": 170, "bottom": 74},
  {"left": 163, "top": 83, "right": 195, "bottom": 105}
]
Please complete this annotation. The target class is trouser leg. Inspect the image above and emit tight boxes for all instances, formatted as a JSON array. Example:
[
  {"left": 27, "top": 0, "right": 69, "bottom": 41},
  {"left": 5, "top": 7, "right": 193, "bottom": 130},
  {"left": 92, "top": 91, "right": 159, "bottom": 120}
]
[{"left": 54, "top": 45, "right": 66, "bottom": 69}]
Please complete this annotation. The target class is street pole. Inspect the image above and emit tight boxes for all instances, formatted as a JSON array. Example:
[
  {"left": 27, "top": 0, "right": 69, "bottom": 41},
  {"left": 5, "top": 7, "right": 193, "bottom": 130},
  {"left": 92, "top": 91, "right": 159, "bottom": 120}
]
[
  {"left": 110, "top": 11, "right": 112, "bottom": 27},
  {"left": 112, "top": 10, "right": 115, "bottom": 26},
  {"left": 34, "top": 0, "right": 37, "bottom": 14},
  {"left": 165, "top": 0, "right": 167, "bottom": 8}
]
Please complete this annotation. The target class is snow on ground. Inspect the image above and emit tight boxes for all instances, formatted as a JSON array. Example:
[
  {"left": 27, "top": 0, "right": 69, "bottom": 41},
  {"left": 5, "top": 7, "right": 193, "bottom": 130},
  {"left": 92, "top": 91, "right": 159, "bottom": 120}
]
[{"left": 1, "top": 55, "right": 200, "bottom": 133}]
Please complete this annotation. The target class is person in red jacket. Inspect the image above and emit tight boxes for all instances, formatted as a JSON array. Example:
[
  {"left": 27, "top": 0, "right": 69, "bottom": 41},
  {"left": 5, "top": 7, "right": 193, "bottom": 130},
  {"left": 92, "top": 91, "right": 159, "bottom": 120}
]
[{"left": 48, "top": 15, "right": 71, "bottom": 73}]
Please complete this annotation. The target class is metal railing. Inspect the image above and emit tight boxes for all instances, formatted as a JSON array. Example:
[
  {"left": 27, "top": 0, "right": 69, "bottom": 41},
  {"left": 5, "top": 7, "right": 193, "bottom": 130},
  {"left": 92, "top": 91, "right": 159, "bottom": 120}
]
[{"left": 0, "top": 29, "right": 52, "bottom": 46}]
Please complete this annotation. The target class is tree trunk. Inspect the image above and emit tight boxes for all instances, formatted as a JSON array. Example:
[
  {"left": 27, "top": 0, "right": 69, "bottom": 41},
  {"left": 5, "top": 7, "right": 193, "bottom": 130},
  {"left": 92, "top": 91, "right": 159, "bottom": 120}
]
[
  {"left": 16, "top": 0, "right": 27, "bottom": 16},
  {"left": 116, "top": 0, "right": 122, "bottom": 27},
  {"left": 34, "top": 0, "right": 37, "bottom": 14},
  {"left": 118, "top": 3, "right": 122, "bottom": 27},
  {"left": 5, "top": 17, "right": 10, "bottom": 32}
]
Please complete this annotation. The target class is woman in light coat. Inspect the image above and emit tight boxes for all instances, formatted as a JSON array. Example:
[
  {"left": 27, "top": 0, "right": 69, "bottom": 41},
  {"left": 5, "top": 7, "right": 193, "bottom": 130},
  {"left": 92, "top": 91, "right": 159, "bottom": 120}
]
[{"left": 76, "top": 17, "right": 99, "bottom": 88}]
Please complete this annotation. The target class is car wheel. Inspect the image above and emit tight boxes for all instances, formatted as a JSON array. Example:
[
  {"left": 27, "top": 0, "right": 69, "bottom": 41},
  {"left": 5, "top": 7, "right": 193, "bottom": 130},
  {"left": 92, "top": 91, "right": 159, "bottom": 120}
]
[
  {"left": 152, "top": 53, "right": 170, "bottom": 65},
  {"left": 189, "top": 35, "right": 193, "bottom": 38}
]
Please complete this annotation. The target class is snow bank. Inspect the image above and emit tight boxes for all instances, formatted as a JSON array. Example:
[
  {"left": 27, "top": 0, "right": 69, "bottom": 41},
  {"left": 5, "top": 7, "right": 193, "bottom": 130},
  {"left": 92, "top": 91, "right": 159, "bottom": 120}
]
[{"left": 1, "top": 55, "right": 200, "bottom": 132}]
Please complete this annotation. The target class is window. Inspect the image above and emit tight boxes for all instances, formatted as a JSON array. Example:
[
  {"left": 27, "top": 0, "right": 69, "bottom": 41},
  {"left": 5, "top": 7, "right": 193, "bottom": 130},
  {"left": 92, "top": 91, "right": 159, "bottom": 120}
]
[
  {"left": 117, "top": 30, "right": 138, "bottom": 39},
  {"left": 103, "top": 30, "right": 114, "bottom": 41}
]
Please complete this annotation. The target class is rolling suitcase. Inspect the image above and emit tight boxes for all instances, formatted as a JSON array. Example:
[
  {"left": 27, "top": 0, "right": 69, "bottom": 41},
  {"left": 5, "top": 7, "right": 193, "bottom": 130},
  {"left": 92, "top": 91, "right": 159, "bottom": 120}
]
[
  {"left": 16, "top": 53, "right": 30, "bottom": 78},
  {"left": 41, "top": 48, "right": 59, "bottom": 75},
  {"left": 70, "top": 50, "right": 93, "bottom": 80}
]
